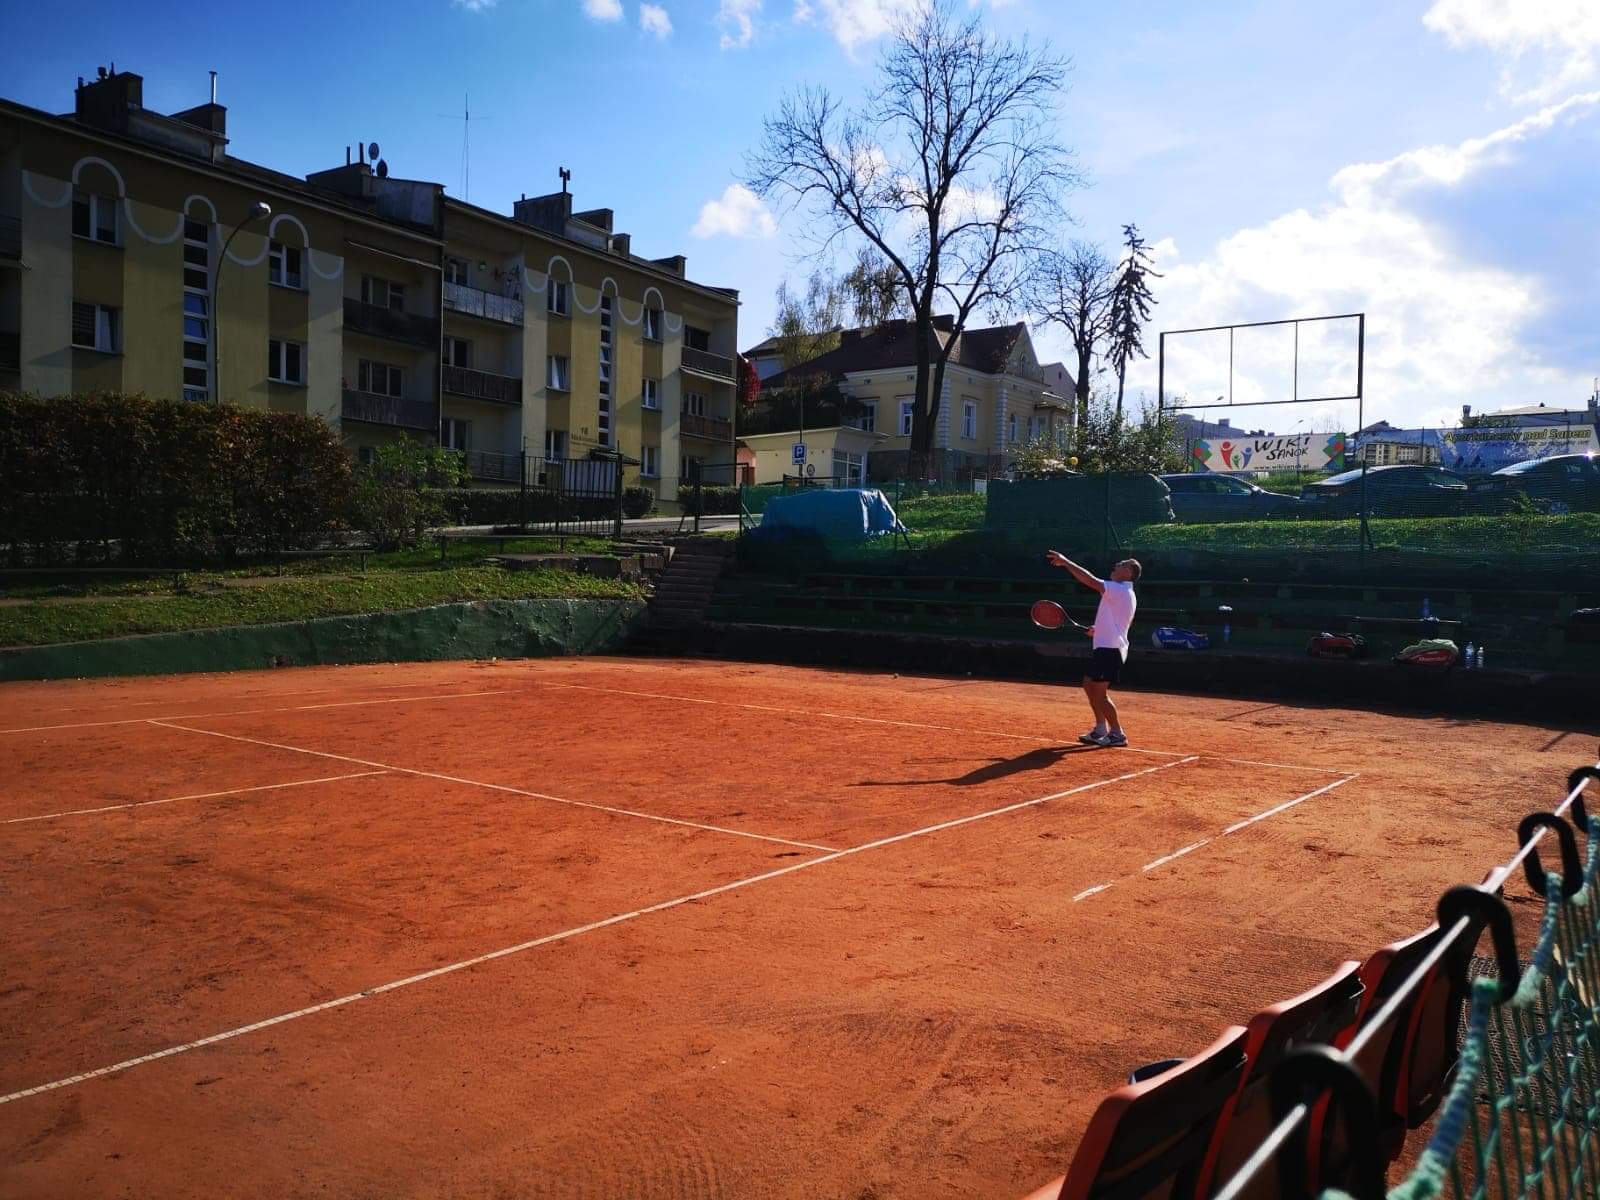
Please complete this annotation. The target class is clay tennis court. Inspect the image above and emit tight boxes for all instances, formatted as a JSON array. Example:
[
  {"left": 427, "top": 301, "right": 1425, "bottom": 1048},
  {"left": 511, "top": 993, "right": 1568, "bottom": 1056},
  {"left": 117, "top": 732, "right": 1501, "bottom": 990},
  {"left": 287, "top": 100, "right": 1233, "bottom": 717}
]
[{"left": 0, "top": 657, "right": 1578, "bottom": 1198}]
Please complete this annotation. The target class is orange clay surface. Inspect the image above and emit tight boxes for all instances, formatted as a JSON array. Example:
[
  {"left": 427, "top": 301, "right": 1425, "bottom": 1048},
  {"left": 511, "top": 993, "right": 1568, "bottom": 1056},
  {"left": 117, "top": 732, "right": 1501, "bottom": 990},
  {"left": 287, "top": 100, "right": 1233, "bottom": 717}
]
[{"left": 0, "top": 656, "right": 1584, "bottom": 1199}]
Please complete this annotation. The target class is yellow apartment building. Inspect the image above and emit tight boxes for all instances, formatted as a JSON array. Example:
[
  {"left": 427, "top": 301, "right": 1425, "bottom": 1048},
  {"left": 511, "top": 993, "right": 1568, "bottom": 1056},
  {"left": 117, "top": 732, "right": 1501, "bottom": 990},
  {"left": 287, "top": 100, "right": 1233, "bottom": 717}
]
[
  {"left": 741, "top": 318, "right": 1074, "bottom": 484},
  {"left": 0, "top": 66, "right": 738, "bottom": 511}
]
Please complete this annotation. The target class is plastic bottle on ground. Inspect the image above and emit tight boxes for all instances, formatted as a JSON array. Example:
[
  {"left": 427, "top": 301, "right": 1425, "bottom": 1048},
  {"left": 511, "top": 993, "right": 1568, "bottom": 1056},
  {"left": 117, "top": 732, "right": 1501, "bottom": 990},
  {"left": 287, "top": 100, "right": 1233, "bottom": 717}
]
[
  {"left": 1422, "top": 596, "right": 1432, "bottom": 619},
  {"left": 1464, "top": 642, "right": 1476, "bottom": 669}
]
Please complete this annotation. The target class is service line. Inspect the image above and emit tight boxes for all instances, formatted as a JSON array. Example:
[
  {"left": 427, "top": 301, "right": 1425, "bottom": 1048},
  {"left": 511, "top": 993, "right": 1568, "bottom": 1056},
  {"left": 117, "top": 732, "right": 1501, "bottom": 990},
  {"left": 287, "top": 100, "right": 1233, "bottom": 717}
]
[
  {"left": 0, "top": 690, "right": 514, "bottom": 735},
  {"left": 3, "top": 771, "right": 388, "bottom": 826},
  {"left": 0, "top": 755, "right": 1195, "bottom": 1107}
]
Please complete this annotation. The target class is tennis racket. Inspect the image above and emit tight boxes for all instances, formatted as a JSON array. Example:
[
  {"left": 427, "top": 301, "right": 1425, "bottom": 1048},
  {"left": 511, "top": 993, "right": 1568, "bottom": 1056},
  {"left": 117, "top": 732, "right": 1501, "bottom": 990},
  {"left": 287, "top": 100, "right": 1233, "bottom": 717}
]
[{"left": 1030, "top": 599, "right": 1088, "bottom": 632}]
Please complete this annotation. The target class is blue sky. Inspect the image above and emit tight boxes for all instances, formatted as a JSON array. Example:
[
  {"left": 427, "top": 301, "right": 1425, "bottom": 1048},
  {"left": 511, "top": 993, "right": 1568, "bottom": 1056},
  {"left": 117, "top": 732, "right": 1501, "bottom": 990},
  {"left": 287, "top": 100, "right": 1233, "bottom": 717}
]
[{"left": 5, "top": 0, "right": 1597, "bottom": 430}]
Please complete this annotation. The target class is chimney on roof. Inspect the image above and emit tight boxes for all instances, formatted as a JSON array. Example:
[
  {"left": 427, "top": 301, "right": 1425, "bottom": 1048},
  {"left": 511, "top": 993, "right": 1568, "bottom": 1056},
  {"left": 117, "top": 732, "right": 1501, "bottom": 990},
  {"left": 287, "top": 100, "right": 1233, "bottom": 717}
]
[
  {"left": 611, "top": 232, "right": 631, "bottom": 257},
  {"left": 75, "top": 66, "right": 145, "bottom": 132},
  {"left": 932, "top": 314, "right": 955, "bottom": 332},
  {"left": 650, "top": 255, "right": 686, "bottom": 276}
]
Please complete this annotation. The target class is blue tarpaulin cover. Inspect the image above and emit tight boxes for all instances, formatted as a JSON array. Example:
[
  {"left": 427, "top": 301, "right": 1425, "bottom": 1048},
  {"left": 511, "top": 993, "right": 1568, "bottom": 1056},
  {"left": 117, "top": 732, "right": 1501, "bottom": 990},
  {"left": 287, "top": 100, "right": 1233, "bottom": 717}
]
[{"left": 757, "top": 489, "right": 905, "bottom": 541}]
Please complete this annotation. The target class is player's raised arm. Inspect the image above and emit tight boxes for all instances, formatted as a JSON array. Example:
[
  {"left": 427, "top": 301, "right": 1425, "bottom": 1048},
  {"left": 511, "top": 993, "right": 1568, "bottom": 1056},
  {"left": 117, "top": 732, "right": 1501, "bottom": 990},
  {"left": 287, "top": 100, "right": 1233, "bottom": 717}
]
[{"left": 1045, "top": 550, "right": 1105, "bottom": 594}]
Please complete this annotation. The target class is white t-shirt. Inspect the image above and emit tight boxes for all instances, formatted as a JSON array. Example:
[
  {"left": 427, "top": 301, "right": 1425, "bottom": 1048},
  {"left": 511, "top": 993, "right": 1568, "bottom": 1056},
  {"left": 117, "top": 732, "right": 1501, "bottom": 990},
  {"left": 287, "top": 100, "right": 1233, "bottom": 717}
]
[{"left": 1092, "top": 580, "right": 1138, "bottom": 659}]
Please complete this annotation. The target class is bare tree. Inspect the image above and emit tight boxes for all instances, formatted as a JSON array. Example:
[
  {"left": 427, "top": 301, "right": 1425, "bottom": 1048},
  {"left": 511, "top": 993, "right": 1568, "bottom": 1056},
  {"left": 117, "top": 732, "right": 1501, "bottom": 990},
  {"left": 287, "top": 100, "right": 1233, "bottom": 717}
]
[
  {"left": 1106, "top": 222, "right": 1160, "bottom": 421},
  {"left": 770, "top": 271, "right": 845, "bottom": 373},
  {"left": 1031, "top": 240, "right": 1114, "bottom": 430},
  {"left": 747, "top": 0, "right": 1074, "bottom": 476}
]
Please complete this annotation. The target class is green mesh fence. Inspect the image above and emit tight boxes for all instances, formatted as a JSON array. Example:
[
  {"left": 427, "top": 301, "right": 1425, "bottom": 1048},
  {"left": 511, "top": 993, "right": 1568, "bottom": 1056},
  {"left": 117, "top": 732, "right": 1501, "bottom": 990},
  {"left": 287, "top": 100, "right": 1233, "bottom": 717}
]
[{"left": 1380, "top": 827, "right": 1600, "bottom": 1200}]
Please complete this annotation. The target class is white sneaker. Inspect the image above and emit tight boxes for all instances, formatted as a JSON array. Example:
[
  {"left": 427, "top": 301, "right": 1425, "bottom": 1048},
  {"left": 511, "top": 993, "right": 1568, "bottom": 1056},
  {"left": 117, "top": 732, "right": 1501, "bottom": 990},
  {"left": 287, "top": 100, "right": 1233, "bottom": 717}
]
[
  {"left": 1078, "top": 730, "right": 1107, "bottom": 746},
  {"left": 1101, "top": 731, "right": 1128, "bottom": 748}
]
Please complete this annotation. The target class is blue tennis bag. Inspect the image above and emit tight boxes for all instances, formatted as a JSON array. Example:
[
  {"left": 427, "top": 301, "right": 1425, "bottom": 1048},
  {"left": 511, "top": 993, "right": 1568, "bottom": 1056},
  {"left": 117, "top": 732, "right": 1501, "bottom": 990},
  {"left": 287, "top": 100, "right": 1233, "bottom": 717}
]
[{"left": 1152, "top": 626, "right": 1210, "bottom": 650}]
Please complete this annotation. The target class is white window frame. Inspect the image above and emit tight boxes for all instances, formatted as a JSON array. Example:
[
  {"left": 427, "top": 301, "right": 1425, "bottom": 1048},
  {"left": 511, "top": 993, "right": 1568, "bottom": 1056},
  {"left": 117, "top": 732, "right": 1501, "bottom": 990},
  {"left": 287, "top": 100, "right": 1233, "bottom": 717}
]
[
  {"left": 268, "top": 338, "right": 306, "bottom": 385},
  {"left": 71, "top": 301, "right": 120, "bottom": 352},
  {"left": 855, "top": 401, "right": 876, "bottom": 434},
  {"left": 685, "top": 391, "right": 707, "bottom": 417},
  {"left": 547, "top": 278, "right": 569, "bottom": 316},
  {"left": 899, "top": 399, "right": 915, "bottom": 437},
  {"left": 547, "top": 355, "right": 570, "bottom": 391},
  {"left": 358, "top": 358, "right": 404, "bottom": 398},
  {"left": 641, "top": 445, "right": 660, "bottom": 478},
  {"left": 444, "top": 257, "right": 469, "bottom": 286},
  {"left": 72, "top": 191, "right": 118, "bottom": 244},
  {"left": 545, "top": 428, "right": 568, "bottom": 460},
  {"left": 597, "top": 296, "right": 613, "bottom": 446},
  {"left": 962, "top": 400, "right": 977, "bottom": 441},
  {"left": 643, "top": 308, "right": 662, "bottom": 341},
  {"left": 361, "top": 274, "right": 404, "bottom": 311},
  {"left": 268, "top": 241, "right": 303, "bottom": 289},
  {"left": 1008, "top": 412, "right": 1018, "bottom": 444},
  {"left": 181, "top": 221, "right": 211, "bottom": 400},
  {"left": 642, "top": 378, "right": 660, "bottom": 410},
  {"left": 444, "top": 336, "right": 471, "bottom": 368},
  {"left": 441, "top": 417, "right": 472, "bottom": 451}
]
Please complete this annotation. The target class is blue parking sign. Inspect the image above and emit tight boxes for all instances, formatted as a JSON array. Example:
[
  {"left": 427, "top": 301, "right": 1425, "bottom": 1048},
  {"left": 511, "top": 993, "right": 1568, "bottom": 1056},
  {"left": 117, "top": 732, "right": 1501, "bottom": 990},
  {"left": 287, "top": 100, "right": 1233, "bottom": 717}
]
[{"left": 792, "top": 442, "right": 807, "bottom": 464}]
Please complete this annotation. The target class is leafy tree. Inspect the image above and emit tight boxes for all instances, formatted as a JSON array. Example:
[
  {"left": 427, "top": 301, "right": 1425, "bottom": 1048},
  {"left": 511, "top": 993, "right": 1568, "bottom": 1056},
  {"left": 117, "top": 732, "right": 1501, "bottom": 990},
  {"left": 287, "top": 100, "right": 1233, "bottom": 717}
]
[
  {"left": 770, "top": 270, "right": 845, "bottom": 372},
  {"left": 1106, "top": 223, "right": 1161, "bottom": 422},
  {"left": 841, "top": 247, "right": 906, "bottom": 329},
  {"left": 1069, "top": 394, "right": 1185, "bottom": 474},
  {"left": 352, "top": 437, "right": 469, "bottom": 550}
]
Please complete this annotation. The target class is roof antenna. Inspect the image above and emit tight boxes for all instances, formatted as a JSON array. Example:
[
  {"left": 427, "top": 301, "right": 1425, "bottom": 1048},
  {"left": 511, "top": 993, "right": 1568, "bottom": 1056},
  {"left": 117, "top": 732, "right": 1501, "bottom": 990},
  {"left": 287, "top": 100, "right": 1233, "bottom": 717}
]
[
  {"left": 209, "top": 70, "right": 217, "bottom": 104},
  {"left": 559, "top": 167, "right": 571, "bottom": 194}
]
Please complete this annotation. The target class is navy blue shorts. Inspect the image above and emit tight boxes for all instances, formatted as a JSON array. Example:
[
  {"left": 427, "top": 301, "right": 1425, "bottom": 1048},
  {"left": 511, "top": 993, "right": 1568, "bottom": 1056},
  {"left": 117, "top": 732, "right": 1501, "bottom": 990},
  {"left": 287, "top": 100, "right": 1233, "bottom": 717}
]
[{"left": 1086, "top": 648, "right": 1125, "bottom": 685}]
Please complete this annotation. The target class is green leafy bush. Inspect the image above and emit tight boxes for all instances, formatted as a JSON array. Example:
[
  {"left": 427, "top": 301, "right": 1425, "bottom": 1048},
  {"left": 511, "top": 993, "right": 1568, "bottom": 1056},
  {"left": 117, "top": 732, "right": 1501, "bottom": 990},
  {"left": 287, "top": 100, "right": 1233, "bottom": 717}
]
[
  {"left": 351, "top": 438, "right": 468, "bottom": 550},
  {"left": 622, "top": 487, "right": 655, "bottom": 519},
  {"left": 0, "top": 391, "right": 352, "bottom": 564},
  {"left": 678, "top": 485, "right": 742, "bottom": 515}
]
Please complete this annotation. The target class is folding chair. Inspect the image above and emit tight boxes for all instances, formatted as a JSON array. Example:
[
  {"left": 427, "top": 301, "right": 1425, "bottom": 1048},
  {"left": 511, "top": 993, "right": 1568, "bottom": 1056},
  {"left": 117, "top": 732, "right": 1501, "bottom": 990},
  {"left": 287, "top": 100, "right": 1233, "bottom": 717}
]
[
  {"left": 1195, "top": 962, "right": 1365, "bottom": 1200},
  {"left": 1019, "top": 1024, "right": 1249, "bottom": 1200}
]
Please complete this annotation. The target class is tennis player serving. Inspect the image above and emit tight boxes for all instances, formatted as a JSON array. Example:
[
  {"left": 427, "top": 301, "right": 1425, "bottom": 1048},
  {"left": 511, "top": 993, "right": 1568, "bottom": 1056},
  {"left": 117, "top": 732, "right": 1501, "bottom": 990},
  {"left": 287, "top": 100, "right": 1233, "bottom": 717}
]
[{"left": 1045, "top": 551, "right": 1142, "bottom": 747}]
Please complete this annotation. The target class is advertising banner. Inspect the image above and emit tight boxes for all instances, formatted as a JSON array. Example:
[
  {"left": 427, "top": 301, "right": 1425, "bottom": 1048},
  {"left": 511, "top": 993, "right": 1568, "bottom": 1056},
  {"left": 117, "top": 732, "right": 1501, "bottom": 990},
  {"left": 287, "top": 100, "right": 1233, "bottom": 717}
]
[
  {"left": 1346, "top": 424, "right": 1600, "bottom": 473},
  {"left": 1191, "top": 432, "right": 1346, "bottom": 474}
]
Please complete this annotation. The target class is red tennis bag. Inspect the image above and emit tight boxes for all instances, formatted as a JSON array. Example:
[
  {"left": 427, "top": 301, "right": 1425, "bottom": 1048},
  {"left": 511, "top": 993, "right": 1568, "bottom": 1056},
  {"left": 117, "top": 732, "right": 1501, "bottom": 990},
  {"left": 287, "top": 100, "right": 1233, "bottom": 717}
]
[{"left": 1307, "top": 632, "right": 1368, "bottom": 660}]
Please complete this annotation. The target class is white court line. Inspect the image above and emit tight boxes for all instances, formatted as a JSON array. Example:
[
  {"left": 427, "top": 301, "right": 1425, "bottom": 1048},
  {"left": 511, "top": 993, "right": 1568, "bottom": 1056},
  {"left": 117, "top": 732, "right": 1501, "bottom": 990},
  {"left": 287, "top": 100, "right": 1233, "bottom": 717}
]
[
  {"left": 531, "top": 679, "right": 1344, "bottom": 774},
  {"left": 3, "top": 771, "right": 388, "bottom": 826},
  {"left": 1072, "top": 773, "right": 1362, "bottom": 904},
  {"left": 0, "top": 753, "right": 1193, "bottom": 1108},
  {"left": 0, "top": 690, "right": 512, "bottom": 735},
  {"left": 148, "top": 721, "right": 839, "bottom": 854}
]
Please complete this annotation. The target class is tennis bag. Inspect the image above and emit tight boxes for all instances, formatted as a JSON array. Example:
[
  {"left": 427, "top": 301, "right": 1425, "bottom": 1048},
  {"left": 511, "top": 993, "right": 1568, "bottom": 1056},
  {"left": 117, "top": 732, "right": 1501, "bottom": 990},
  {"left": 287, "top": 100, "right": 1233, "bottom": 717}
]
[
  {"left": 1151, "top": 626, "right": 1210, "bottom": 650},
  {"left": 1307, "top": 632, "right": 1368, "bottom": 660},
  {"left": 1393, "top": 637, "right": 1459, "bottom": 668}
]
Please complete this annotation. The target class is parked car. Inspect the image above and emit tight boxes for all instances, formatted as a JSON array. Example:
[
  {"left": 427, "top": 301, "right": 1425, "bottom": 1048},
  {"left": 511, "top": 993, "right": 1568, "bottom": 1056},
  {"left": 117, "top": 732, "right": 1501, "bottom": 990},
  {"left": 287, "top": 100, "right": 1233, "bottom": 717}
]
[
  {"left": 1300, "top": 464, "right": 1471, "bottom": 518},
  {"left": 1468, "top": 454, "right": 1600, "bottom": 514},
  {"left": 1160, "top": 473, "right": 1303, "bottom": 522}
]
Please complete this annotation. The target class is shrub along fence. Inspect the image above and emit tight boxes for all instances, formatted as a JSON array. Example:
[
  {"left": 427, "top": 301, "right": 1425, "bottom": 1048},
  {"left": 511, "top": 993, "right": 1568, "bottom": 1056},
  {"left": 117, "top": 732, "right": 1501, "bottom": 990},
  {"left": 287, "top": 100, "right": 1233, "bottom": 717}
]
[{"left": 1, "top": 391, "right": 352, "bottom": 565}]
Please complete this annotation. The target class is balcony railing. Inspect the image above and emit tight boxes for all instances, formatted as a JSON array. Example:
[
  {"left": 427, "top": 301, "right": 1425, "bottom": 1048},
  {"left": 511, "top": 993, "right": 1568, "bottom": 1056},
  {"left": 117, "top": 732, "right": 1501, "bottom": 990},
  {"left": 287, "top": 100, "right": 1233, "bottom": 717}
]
[
  {"left": 0, "top": 215, "right": 19, "bottom": 262},
  {"left": 443, "top": 364, "right": 522, "bottom": 406},
  {"left": 459, "top": 448, "right": 523, "bottom": 484},
  {"left": 343, "top": 297, "right": 437, "bottom": 347},
  {"left": 680, "top": 411, "right": 733, "bottom": 441},
  {"left": 442, "top": 281, "right": 523, "bottom": 326},
  {"left": 0, "top": 330, "right": 18, "bottom": 373},
  {"left": 680, "top": 346, "right": 735, "bottom": 381},
  {"left": 341, "top": 390, "right": 435, "bottom": 431}
]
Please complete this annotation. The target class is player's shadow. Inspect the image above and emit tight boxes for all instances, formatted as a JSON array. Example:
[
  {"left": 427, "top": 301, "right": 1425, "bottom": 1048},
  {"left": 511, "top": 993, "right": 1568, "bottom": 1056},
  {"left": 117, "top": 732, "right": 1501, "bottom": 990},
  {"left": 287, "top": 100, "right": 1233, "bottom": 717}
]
[{"left": 853, "top": 745, "right": 1095, "bottom": 788}]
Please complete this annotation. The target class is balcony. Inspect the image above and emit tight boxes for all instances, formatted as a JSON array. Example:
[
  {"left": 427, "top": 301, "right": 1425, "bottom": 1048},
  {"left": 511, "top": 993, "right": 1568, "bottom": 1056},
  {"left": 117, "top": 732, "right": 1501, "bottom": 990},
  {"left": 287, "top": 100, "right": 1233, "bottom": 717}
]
[
  {"left": 0, "top": 214, "right": 19, "bottom": 264},
  {"left": 443, "top": 364, "right": 522, "bottom": 406},
  {"left": 459, "top": 448, "right": 523, "bottom": 484},
  {"left": 443, "top": 281, "right": 523, "bottom": 326},
  {"left": 0, "top": 330, "right": 18, "bottom": 373},
  {"left": 680, "top": 346, "right": 735, "bottom": 382},
  {"left": 680, "top": 411, "right": 733, "bottom": 442},
  {"left": 343, "top": 297, "right": 436, "bottom": 347},
  {"left": 341, "top": 390, "right": 435, "bottom": 432}
]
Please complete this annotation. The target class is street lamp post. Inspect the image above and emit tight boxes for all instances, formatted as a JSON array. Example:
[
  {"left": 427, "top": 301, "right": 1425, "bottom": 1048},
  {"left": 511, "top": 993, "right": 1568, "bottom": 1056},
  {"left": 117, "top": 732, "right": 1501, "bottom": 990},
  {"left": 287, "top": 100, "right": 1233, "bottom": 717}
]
[{"left": 212, "top": 201, "right": 272, "bottom": 404}]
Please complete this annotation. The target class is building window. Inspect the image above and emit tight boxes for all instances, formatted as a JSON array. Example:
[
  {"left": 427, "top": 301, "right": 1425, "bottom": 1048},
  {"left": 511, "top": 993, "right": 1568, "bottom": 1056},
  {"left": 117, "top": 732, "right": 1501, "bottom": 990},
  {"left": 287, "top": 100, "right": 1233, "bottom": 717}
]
[
  {"left": 268, "top": 339, "right": 305, "bottom": 385},
  {"left": 72, "top": 191, "right": 118, "bottom": 244},
  {"left": 685, "top": 391, "right": 707, "bottom": 417},
  {"left": 442, "top": 417, "right": 471, "bottom": 450},
  {"left": 855, "top": 401, "right": 876, "bottom": 434},
  {"left": 444, "top": 257, "right": 469, "bottom": 286},
  {"left": 547, "top": 278, "right": 569, "bottom": 316},
  {"left": 962, "top": 400, "right": 977, "bottom": 440},
  {"left": 444, "top": 336, "right": 471, "bottom": 368},
  {"left": 360, "top": 275, "right": 404, "bottom": 311},
  {"left": 545, "top": 428, "right": 568, "bottom": 460},
  {"left": 1007, "top": 412, "right": 1018, "bottom": 444},
  {"left": 597, "top": 295, "right": 612, "bottom": 447},
  {"left": 642, "top": 378, "right": 659, "bottom": 410},
  {"left": 899, "top": 399, "right": 915, "bottom": 437},
  {"left": 641, "top": 445, "right": 660, "bottom": 477},
  {"left": 181, "top": 221, "right": 211, "bottom": 401},
  {"left": 681, "top": 454, "right": 701, "bottom": 482},
  {"left": 685, "top": 326, "right": 710, "bottom": 351},
  {"left": 358, "top": 359, "right": 404, "bottom": 397},
  {"left": 547, "top": 355, "right": 570, "bottom": 391},
  {"left": 358, "top": 446, "right": 377, "bottom": 466},
  {"left": 71, "top": 302, "right": 120, "bottom": 352},
  {"left": 643, "top": 308, "right": 662, "bottom": 341},
  {"left": 833, "top": 449, "right": 865, "bottom": 486},
  {"left": 268, "top": 242, "right": 303, "bottom": 289}
]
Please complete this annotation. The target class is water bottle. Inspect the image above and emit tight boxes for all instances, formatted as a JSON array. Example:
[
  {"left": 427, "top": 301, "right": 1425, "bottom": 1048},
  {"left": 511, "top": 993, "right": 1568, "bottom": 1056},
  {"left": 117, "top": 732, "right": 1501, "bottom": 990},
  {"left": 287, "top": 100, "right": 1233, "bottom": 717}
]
[
  {"left": 1421, "top": 596, "right": 1432, "bottom": 619},
  {"left": 1223, "top": 620, "right": 1231, "bottom": 645},
  {"left": 1463, "top": 642, "right": 1476, "bottom": 669},
  {"left": 1477, "top": 645, "right": 1486, "bottom": 671}
]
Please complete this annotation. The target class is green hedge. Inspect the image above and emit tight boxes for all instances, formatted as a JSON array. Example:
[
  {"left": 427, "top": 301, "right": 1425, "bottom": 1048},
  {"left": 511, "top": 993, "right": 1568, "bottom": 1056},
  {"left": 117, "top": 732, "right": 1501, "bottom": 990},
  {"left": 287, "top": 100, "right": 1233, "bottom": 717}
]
[
  {"left": 437, "top": 488, "right": 640, "bottom": 527},
  {"left": 678, "top": 485, "right": 742, "bottom": 515},
  {"left": 1, "top": 391, "right": 352, "bottom": 564}
]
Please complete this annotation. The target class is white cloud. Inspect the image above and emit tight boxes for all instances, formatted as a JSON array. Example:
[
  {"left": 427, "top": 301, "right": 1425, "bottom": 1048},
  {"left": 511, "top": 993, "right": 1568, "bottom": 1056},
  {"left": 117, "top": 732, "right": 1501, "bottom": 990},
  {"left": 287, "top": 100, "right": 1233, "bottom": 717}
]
[
  {"left": 640, "top": 2, "right": 672, "bottom": 37},
  {"left": 691, "top": 185, "right": 778, "bottom": 239},
  {"left": 1424, "top": 0, "right": 1600, "bottom": 102},
  {"left": 719, "top": 0, "right": 761, "bottom": 48},
  {"left": 582, "top": 0, "right": 624, "bottom": 22},
  {"left": 451, "top": 0, "right": 496, "bottom": 10},
  {"left": 797, "top": 0, "right": 917, "bottom": 53},
  {"left": 1124, "top": 96, "right": 1600, "bottom": 427}
]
